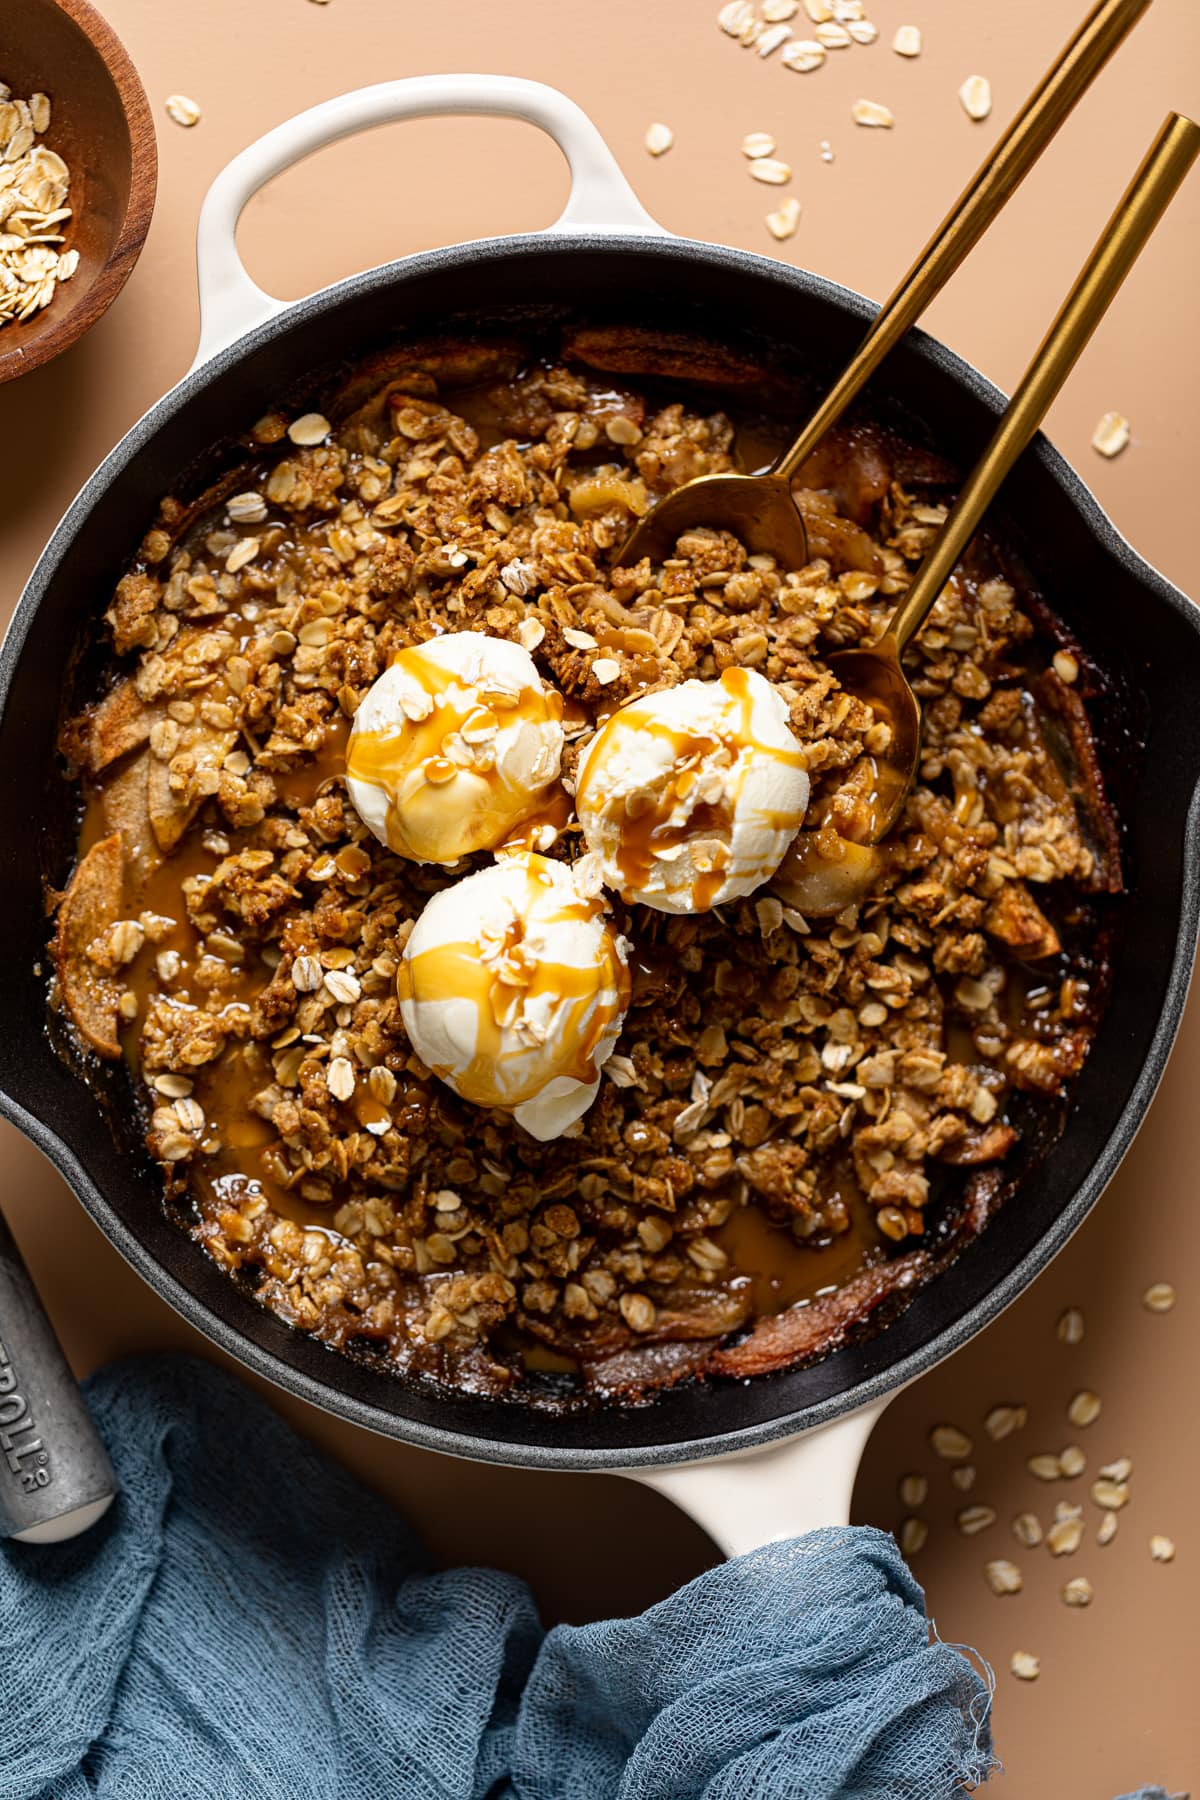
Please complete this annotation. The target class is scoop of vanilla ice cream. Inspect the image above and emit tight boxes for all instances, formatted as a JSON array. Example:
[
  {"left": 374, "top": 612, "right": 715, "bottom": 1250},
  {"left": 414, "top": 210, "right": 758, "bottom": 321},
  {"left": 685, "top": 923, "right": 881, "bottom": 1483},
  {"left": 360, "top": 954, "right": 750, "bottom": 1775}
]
[
  {"left": 575, "top": 667, "right": 810, "bottom": 914},
  {"left": 397, "top": 853, "right": 630, "bottom": 1140},
  {"left": 346, "top": 632, "right": 564, "bottom": 865}
]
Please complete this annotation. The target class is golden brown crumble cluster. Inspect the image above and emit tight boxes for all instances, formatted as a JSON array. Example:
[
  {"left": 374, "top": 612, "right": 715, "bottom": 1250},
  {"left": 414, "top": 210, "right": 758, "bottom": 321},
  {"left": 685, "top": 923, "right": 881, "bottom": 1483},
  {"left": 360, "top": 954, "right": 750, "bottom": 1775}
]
[{"left": 55, "top": 344, "right": 1119, "bottom": 1401}]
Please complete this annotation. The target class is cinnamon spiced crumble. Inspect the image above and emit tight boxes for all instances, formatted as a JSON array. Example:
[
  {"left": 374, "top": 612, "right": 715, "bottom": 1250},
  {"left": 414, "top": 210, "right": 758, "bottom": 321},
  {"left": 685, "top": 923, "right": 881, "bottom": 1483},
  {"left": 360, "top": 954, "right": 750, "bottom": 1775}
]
[{"left": 51, "top": 331, "right": 1121, "bottom": 1404}]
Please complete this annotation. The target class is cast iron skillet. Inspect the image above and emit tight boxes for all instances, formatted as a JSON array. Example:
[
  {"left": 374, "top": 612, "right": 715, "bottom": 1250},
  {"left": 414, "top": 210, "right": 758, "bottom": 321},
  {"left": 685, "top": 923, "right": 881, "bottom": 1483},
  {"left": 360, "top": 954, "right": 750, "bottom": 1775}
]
[{"left": 2, "top": 81, "right": 1198, "bottom": 1513}]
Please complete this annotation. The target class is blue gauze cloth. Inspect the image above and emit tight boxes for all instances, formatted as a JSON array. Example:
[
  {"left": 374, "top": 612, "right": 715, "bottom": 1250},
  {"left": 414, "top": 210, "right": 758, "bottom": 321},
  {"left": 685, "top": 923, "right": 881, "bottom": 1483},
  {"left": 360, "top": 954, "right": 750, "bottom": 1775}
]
[{"left": 0, "top": 1354, "right": 996, "bottom": 1799}]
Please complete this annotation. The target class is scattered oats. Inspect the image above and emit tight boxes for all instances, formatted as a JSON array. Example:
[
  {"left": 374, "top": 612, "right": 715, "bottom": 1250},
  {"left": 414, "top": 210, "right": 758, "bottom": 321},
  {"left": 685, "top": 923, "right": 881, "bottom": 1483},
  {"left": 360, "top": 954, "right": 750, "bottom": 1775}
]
[
  {"left": 291, "top": 954, "right": 323, "bottom": 993},
  {"left": 930, "top": 1424, "right": 972, "bottom": 1461},
  {"left": 225, "top": 536, "right": 260, "bottom": 573},
  {"left": 782, "top": 40, "right": 827, "bottom": 71},
  {"left": 1149, "top": 1534, "right": 1176, "bottom": 1562},
  {"left": 1055, "top": 1500, "right": 1083, "bottom": 1523},
  {"left": 606, "top": 414, "right": 642, "bottom": 445},
  {"left": 763, "top": 0, "right": 799, "bottom": 18},
  {"left": 1047, "top": 1517, "right": 1084, "bottom": 1556},
  {"left": 852, "top": 99, "right": 895, "bottom": 129},
  {"left": 1058, "top": 1444, "right": 1087, "bottom": 1479},
  {"left": 1092, "top": 411, "right": 1131, "bottom": 458},
  {"left": 749, "top": 157, "right": 792, "bottom": 185},
  {"left": 644, "top": 122, "right": 674, "bottom": 157},
  {"left": 1097, "top": 1510, "right": 1119, "bottom": 1546},
  {"left": 1012, "top": 1512, "right": 1043, "bottom": 1549},
  {"left": 1057, "top": 1306, "right": 1085, "bottom": 1344},
  {"left": 718, "top": 0, "right": 756, "bottom": 36},
  {"left": 742, "top": 132, "right": 777, "bottom": 159},
  {"left": 816, "top": 20, "right": 852, "bottom": 47},
  {"left": 1091, "top": 1477, "right": 1130, "bottom": 1510},
  {"left": 1052, "top": 650, "right": 1079, "bottom": 685},
  {"left": 165, "top": 94, "right": 202, "bottom": 128},
  {"left": 500, "top": 558, "right": 537, "bottom": 596},
  {"left": 1099, "top": 1457, "right": 1133, "bottom": 1482},
  {"left": 846, "top": 20, "right": 879, "bottom": 44},
  {"left": 803, "top": 0, "right": 833, "bottom": 20},
  {"left": 563, "top": 628, "right": 599, "bottom": 650},
  {"left": 152, "top": 1073, "right": 194, "bottom": 1098},
  {"left": 985, "top": 1559, "right": 1023, "bottom": 1596},
  {"left": 603, "top": 1054, "right": 639, "bottom": 1090},
  {"left": 819, "top": 138, "right": 835, "bottom": 161},
  {"left": 899, "top": 1517, "right": 927, "bottom": 1556},
  {"left": 30, "top": 93, "right": 51, "bottom": 133},
  {"left": 1010, "top": 1651, "right": 1040, "bottom": 1682},
  {"left": 1062, "top": 1576, "right": 1093, "bottom": 1607},
  {"left": 288, "top": 412, "right": 331, "bottom": 446},
  {"left": 898, "top": 1472, "right": 927, "bottom": 1508},
  {"left": 516, "top": 617, "right": 546, "bottom": 652},
  {"left": 228, "top": 491, "right": 268, "bottom": 524},
  {"left": 620, "top": 1292, "right": 657, "bottom": 1333},
  {"left": 1067, "top": 1390, "right": 1101, "bottom": 1428},
  {"left": 893, "top": 24, "right": 922, "bottom": 56},
  {"left": 757, "top": 23, "right": 793, "bottom": 56},
  {"left": 324, "top": 968, "right": 362, "bottom": 1005},
  {"left": 592, "top": 658, "right": 621, "bottom": 686},
  {"left": 985, "top": 1404, "right": 1028, "bottom": 1441},
  {"left": 755, "top": 894, "right": 784, "bottom": 934},
  {"left": 959, "top": 76, "right": 992, "bottom": 122},
  {"left": 174, "top": 1097, "right": 204, "bottom": 1132},
  {"left": 1028, "top": 1454, "right": 1063, "bottom": 1482},
  {"left": 957, "top": 1505, "right": 995, "bottom": 1536},
  {"left": 951, "top": 1465, "right": 977, "bottom": 1493},
  {"left": 1142, "top": 1282, "right": 1176, "bottom": 1313},
  {"left": 766, "top": 197, "right": 802, "bottom": 241},
  {"left": 327, "top": 1057, "right": 355, "bottom": 1103}
]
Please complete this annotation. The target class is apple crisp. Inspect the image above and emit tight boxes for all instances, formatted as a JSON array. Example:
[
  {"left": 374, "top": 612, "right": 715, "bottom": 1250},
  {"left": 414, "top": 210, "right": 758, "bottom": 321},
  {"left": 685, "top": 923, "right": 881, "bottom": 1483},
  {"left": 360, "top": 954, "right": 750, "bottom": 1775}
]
[{"left": 52, "top": 332, "right": 1121, "bottom": 1403}]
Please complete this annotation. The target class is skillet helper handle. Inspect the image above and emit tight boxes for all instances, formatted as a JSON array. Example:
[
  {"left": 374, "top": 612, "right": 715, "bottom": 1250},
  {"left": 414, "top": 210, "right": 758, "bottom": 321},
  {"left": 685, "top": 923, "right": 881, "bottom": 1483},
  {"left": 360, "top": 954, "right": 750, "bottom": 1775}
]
[
  {"left": 192, "top": 74, "right": 660, "bottom": 368},
  {"left": 887, "top": 109, "right": 1200, "bottom": 654},
  {"left": 0, "top": 1212, "right": 115, "bottom": 1543},
  {"left": 626, "top": 1401, "right": 889, "bottom": 1558},
  {"left": 775, "top": 0, "right": 1152, "bottom": 482}
]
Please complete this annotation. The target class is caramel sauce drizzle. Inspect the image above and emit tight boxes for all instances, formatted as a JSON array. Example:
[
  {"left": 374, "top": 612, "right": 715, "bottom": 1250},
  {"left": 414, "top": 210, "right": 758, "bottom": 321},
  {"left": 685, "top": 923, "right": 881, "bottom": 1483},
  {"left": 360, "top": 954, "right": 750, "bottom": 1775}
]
[
  {"left": 576, "top": 666, "right": 807, "bottom": 908},
  {"left": 398, "top": 859, "right": 630, "bottom": 1109},
  {"left": 345, "top": 642, "right": 564, "bottom": 862}
]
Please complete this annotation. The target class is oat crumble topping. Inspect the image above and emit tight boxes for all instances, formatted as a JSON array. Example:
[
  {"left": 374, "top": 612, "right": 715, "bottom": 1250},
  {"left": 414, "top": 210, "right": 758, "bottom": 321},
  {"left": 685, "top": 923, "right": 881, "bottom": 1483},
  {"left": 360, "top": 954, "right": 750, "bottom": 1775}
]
[{"left": 52, "top": 332, "right": 1121, "bottom": 1404}]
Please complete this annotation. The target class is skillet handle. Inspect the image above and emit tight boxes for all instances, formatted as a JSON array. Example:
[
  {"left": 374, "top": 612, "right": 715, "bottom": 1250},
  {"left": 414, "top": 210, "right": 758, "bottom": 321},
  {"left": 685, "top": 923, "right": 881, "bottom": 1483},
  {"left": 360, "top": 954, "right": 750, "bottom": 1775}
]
[
  {"left": 623, "top": 1400, "right": 890, "bottom": 1557},
  {"left": 192, "top": 74, "right": 662, "bottom": 369},
  {"left": 0, "top": 1210, "right": 116, "bottom": 1543}
]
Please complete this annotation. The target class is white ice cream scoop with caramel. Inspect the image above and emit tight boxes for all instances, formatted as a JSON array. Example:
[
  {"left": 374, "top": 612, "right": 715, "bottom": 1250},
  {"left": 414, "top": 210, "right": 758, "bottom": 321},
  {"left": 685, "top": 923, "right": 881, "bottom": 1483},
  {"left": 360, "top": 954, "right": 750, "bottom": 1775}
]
[
  {"left": 574, "top": 667, "right": 811, "bottom": 913},
  {"left": 346, "top": 632, "right": 564, "bottom": 864},
  {"left": 397, "top": 853, "right": 630, "bottom": 1140}
]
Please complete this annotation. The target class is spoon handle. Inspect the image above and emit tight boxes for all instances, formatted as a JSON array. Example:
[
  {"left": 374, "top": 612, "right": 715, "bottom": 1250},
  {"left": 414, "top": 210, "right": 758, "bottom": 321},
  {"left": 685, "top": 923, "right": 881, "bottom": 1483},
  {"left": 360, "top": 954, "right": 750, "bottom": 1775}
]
[
  {"left": 887, "top": 111, "right": 1200, "bottom": 655},
  {"left": 773, "top": 0, "right": 1151, "bottom": 485}
]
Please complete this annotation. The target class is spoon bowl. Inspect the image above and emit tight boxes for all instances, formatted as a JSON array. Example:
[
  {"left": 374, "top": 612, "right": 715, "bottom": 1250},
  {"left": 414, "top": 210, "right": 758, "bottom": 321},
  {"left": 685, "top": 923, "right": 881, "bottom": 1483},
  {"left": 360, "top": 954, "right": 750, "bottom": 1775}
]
[{"left": 619, "top": 471, "right": 809, "bottom": 568}]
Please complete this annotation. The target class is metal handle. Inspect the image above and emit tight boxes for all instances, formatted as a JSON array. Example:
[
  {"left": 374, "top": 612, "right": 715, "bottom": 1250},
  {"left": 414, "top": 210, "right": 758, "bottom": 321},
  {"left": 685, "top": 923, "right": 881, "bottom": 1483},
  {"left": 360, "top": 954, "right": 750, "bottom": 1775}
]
[
  {"left": 889, "top": 111, "right": 1200, "bottom": 654},
  {"left": 192, "top": 74, "right": 660, "bottom": 369},
  {"left": 626, "top": 1402, "right": 889, "bottom": 1556},
  {"left": 774, "top": 0, "right": 1152, "bottom": 483},
  {"left": 0, "top": 1211, "right": 115, "bottom": 1542}
]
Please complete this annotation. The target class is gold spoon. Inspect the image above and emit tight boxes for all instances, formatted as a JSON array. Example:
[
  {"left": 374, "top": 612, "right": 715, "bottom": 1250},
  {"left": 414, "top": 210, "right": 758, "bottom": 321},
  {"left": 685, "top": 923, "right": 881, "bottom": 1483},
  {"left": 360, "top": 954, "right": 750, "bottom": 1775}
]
[
  {"left": 617, "top": 0, "right": 1152, "bottom": 572},
  {"left": 774, "top": 111, "right": 1200, "bottom": 917}
]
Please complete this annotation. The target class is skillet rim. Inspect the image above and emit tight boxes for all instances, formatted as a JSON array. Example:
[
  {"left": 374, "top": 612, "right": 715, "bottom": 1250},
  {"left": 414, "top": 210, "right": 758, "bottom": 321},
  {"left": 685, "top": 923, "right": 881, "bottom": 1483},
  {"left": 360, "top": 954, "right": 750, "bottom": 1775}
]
[{"left": 3, "top": 228, "right": 1199, "bottom": 1470}]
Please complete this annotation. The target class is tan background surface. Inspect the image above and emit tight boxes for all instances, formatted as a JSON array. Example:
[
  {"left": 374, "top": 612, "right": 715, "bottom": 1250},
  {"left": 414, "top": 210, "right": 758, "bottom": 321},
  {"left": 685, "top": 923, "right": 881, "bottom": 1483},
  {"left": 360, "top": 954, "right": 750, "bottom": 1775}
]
[{"left": 1, "top": 0, "right": 1198, "bottom": 1793}]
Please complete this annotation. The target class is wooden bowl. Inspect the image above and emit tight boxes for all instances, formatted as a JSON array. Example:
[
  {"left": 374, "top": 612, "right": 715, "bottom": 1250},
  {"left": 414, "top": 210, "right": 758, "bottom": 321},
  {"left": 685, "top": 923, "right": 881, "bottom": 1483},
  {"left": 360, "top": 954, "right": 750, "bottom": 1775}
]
[{"left": 0, "top": 0, "right": 156, "bottom": 385}]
